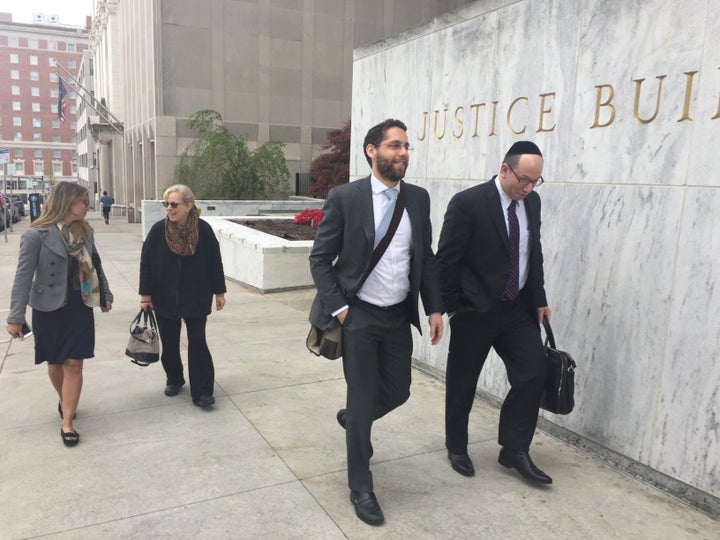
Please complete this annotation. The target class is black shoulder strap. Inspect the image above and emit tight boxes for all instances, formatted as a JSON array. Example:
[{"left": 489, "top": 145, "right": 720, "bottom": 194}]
[{"left": 358, "top": 180, "right": 407, "bottom": 288}]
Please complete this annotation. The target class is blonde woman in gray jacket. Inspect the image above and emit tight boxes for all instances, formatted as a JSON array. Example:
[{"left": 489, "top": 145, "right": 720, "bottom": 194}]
[{"left": 6, "top": 182, "right": 113, "bottom": 447}]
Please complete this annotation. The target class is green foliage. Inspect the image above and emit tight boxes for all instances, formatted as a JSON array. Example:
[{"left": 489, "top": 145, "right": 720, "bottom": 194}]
[{"left": 175, "top": 109, "right": 290, "bottom": 199}]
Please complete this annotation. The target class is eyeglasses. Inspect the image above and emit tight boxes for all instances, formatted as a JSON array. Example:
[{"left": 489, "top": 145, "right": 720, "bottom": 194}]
[
  {"left": 162, "top": 201, "right": 184, "bottom": 209},
  {"left": 375, "top": 141, "right": 413, "bottom": 152},
  {"left": 506, "top": 164, "right": 544, "bottom": 187},
  {"left": 77, "top": 198, "right": 90, "bottom": 206}
]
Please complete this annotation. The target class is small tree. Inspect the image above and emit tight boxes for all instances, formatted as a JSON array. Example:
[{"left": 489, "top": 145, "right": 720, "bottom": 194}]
[
  {"left": 309, "top": 120, "right": 350, "bottom": 198},
  {"left": 175, "top": 109, "right": 290, "bottom": 199}
]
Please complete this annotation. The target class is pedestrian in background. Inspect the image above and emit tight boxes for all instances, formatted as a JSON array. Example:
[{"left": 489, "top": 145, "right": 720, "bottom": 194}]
[
  {"left": 100, "top": 190, "right": 114, "bottom": 224},
  {"left": 437, "top": 141, "right": 553, "bottom": 484},
  {"left": 6, "top": 182, "right": 113, "bottom": 447},
  {"left": 139, "top": 184, "right": 226, "bottom": 408},
  {"left": 309, "top": 119, "right": 443, "bottom": 526}
]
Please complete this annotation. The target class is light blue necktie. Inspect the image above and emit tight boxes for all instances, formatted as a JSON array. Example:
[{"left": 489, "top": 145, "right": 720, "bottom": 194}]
[{"left": 374, "top": 188, "right": 399, "bottom": 248}]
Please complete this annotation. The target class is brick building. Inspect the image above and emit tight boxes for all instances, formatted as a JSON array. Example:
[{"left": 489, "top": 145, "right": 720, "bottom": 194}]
[{"left": 0, "top": 12, "right": 89, "bottom": 191}]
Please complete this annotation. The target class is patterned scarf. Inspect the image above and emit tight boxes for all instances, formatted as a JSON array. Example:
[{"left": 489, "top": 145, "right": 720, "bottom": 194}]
[
  {"left": 60, "top": 221, "right": 100, "bottom": 307},
  {"left": 165, "top": 206, "right": 199, "bottom": 256}
]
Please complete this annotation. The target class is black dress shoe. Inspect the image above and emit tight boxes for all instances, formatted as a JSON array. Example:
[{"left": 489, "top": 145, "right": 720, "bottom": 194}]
[
  {"left": 448, "top": 451, "right": 475, "bottom": 477},
  {"left": 498, "top": 448, "right": 552, "bottom": 484},
  {"left": 193, "top": 394, "right": 215, "bottom": 408},
  {"left": 350, "top": 490, "right": 384, "bottom": 526},
  {"left": 164, "top": 384, "right": 183, "bottom": 396},
  {"left": 336, "top": 408, "right": 346, "bottom": 429}
]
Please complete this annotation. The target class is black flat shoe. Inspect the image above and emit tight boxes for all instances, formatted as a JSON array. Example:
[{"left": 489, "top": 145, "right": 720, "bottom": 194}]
[
  {"left": 164, "top": 384, "right": 183, "bottom": 396},
  {"left": 448, "top": 451, "right": 475, "bottom": 477},
  {"left": 498, "top": 448, "right": 552, "bottom": 484},
  {"left": 58, "top": 403, "right": 76, "bottom": 420},
  {"left": 193, "top": 394, "right": 215, "bottom": 408},
  {"left": 350, "top": 490, "right": 384, "bottom": 526},
  {"left": 336, "top": 408, "right": 346, "bottom": 429},
  {"left": 61, "top": 429, "right": 80, "bottom": 447}
]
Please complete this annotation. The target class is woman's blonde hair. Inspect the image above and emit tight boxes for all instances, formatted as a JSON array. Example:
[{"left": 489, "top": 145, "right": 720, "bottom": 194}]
[
  {"left": 163, "top": 184, "right": 201, "bottom": 215},
  {"left": 32, "top": 182, "right": 89, "bottom": 228}
]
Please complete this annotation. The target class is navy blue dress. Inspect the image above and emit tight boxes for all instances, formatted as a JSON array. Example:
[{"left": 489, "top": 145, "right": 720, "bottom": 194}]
[{"left": 32, "top": 258, "right": 95, "bottom": 365}]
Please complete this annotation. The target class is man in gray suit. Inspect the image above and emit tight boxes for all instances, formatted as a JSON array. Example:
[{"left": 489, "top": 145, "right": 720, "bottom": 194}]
[{"left": 309, "top": 118, "right": 443, "bottom": 526}]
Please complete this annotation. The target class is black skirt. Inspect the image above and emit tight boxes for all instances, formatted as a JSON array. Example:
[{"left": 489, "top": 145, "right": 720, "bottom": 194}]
[{"left": 32, "top": 289, "right": 95, "bottom": 365}]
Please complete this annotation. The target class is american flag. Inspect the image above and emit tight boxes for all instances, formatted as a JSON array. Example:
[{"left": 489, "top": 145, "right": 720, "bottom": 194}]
[{"left": 58, "top": 78, "right": 67, "bottom": 123}]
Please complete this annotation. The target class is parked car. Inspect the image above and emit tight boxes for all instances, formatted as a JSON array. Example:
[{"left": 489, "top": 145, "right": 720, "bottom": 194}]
[
  {"left": 10, "top": 195, "right": 25, "bottom": 216},
  {"left": 1, "top": 196, "right": 19, "bottom": 223}
]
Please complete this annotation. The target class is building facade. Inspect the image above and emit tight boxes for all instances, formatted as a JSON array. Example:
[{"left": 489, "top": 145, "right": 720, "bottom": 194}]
[
  {"left": 88, "top": 0, "right": 474, "bottom": 221},
  {"left": 0, "top": 13, "right": 89, "bottom": 193}
]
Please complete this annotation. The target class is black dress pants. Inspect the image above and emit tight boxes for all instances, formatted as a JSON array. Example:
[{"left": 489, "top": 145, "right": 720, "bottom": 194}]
[
  {"left": 445, "top": 292, "right": 546, "bottom": 454},
  {"left": 155, "top": 314, "right": 215, "bottom": 400},
  {"left": 341, "top": 300, "right": 413, "bottom": 492}
]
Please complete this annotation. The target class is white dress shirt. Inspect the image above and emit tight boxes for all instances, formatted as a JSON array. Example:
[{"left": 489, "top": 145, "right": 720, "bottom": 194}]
[{"left": 495, "top": 176, "right": 530, "bottom": 291}]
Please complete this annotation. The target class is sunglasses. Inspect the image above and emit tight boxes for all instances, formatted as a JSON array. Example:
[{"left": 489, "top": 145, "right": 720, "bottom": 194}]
[{"left": 162, "top": 201, "right": 184, "bottom": 209}]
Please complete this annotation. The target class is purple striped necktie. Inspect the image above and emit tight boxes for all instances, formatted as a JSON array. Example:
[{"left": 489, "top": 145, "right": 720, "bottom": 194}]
[{"left": 503, "top": 200, "right": 520, "bottom": 301}]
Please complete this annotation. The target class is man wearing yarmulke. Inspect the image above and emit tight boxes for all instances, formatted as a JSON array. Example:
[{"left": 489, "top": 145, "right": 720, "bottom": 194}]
[{"left": 437, "top": 141, "right": 553, "bottom": 484}]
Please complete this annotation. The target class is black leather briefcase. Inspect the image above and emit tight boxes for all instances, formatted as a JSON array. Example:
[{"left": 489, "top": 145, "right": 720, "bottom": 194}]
[{"left": 540, "top": 318, "right": 576, "bottom": 415}]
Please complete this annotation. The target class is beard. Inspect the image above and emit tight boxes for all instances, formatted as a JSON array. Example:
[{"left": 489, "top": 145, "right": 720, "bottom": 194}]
[{"left": 376, "top": 154, "right": 407, "bottom": 182}]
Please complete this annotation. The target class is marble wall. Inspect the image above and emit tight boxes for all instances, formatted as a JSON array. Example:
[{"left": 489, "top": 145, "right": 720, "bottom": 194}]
[{"left": 350, "top": 0, "right": 720, "bottom": 497}]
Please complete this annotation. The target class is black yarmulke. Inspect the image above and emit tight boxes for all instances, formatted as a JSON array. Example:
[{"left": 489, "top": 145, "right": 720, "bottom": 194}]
[{"left": 505, "top": 141, "right": 542, "bottom": 157}]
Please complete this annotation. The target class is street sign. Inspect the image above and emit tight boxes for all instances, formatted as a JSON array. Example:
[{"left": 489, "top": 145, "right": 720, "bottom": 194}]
[{"left": 0, "top": 149, "right": 8, "bottom": 164}]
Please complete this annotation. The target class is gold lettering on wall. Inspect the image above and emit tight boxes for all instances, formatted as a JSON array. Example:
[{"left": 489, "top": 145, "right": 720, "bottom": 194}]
[
  {"left": 633, "top": 75, "right": 667, "bottom": 124},
  {"left": 505, "top": 97, "right": 526, "bottom": 134},
  {"left": 417, "top": 111, "right": 428, "bottom": 141},
  {"left": 470, "top": 103, "right": 485, "bottom": 137},
  {"left": 678, "top": 71, "right": 698, "bottom": 122},
  {"left": 591, "top": 84, "right": 616, "bottom": 128},
  {"left": 434, "top": 109, "right": 448, "bottom": 140},
  {"left": 453, "top": 107, "right": 464, "bottom": 138},
  {"left": 537, "top": 92, "right": 557, "bottom": 133},
  {"left": 489, "top": 101, "right": 498, "bottom": 136}
]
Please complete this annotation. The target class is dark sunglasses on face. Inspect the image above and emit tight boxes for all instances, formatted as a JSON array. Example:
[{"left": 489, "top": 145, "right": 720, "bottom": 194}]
[{"left": 162, "top": 201, "right": 183, "bottom": 208}]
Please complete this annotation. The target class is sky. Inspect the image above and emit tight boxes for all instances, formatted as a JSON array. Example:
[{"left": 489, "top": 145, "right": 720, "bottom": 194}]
[{"left": 0, "top": 0, "right": 93, "bottom": 27}]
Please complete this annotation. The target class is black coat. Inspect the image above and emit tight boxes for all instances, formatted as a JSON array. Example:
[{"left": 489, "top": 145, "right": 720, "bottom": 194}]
[{"left": 139, "top": 218, "right": 226, "bottom": 319}]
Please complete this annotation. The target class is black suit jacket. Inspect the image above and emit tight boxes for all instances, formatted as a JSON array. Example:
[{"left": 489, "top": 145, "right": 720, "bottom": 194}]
[
  {"left": 309, "top": 176, "right": 443, "bottom": 332},
  {"left": 437, "top": 177, "right": 547, "bottom": 315}
]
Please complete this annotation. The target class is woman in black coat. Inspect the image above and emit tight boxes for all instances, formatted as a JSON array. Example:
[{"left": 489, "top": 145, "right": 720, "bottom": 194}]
[{"left": 139, "top": 184, "right": 226, "bottom": 407}]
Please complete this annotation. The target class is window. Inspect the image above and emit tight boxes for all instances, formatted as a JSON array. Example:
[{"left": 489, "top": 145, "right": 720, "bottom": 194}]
[
  {"left": 70, "top": 105, "right": 77, "bottom": 114},
  {"left": 50, "top": 72, "right": 58, "bottom": 83},
  {"left": 30, "top": 55, "right": 38, "bottom": 65},
  {"left": 33, "top": 133, "right": 42, "bottom": 141},
  {"left": 67, "top": 43, "right": 76, "bottom": 52},
  {"left": 32, "top": 118, "right": 41, "bottom": 127},
  {"left": 9, "top": 37, "right": 18, "bottom": 47},
  {"left": 71, "top": 135, "right": 77, "bottom": 143},
  {"left": 32, "top": 103, "right": 40, "bottom": 112},
  {"left": 52, "top": 150, "right": 61, "bottom": 159},
  {"left": 31, "top": 87, "right": 40, "bottom": 97},
  {"left": 50, "top": 88, "right": 58, "bottom": 98},
  {"left": 54, "top": 162, "right": 63, "bottom": 174},
  {"left": 10, "top": 53, "right": 18, "bottom": 63},
  {"left": 71, "top": 150, "right": 77, "bottom": 158},
  {"left": 10, "top": 70, "right": 19, "bottom": 80},
  {"left": 30, "top": 72, "right": 39, "bottom": 81},
  {"left": 48, "top": 41, "right": 57, "bottom": 51},
  {"left": 13, "top": 133, "right": 22, "bottom": 141},
  {"left": 48, "top": 57, "right": 56, "bottom": 66},
  {"left": 52, "top": 119, "right": 60, "bottom": 128},
  {"left": 72, "top": 162, "right": 77, "bottom": 173},
  {"left": 28, "top": 39, "right": 38, "bottom": 49},
  {"left": 34, "top": 150, "right": 42, "bottom": 158},
  {"left": 70, "top": 120, "right": 77, "bottom": 129},
  {"left": 11, "top": 86, "right": 20, "bottom": 95},
  {"left": 51, "top": 103, "right": 58, "bottom": 114},
  {"left": 13, "top": 117, "right": 21, "bottom": 127},
  {"left": 34, "top": 161, "right": 43, "bottom": 175},
  {"left": 12, "top": 102, "right": 21, "bottom": 111},
  {"left": 14, "top": 161, "right": 24, "bottom": 173},
  {"left": 52, "top": 135, "right": 60, "bottom": 142},
  {"left": 14, "top": 149, "right": 23, "bottom": 158},
  {"left": 68, "top": 59, "right": 76, "bottom": 69}
]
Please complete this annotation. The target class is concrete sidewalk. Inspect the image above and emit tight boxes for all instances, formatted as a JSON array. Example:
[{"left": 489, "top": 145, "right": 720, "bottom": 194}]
[{"left": 0, "top": 214, "right": 718, "bottom": 539}]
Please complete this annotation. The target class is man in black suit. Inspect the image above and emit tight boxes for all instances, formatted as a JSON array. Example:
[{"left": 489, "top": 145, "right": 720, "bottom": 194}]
[
  {"left": 437, "top": 141, "right": 553, "bottom": 484},
  {"left": 309, "top": 118, "right": 444, "bottom": 525}
]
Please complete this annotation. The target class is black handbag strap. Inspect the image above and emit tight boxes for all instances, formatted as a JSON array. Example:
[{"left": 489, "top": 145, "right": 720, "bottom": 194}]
[
  {"left": 542, "top": 316, "right": 557, "bottom": 350},
  {"left": 358, "top": 180, "right": 407, "bottom": 289},
  {"left": 130, "top": 307, "right": 158, "bottom": 335}
]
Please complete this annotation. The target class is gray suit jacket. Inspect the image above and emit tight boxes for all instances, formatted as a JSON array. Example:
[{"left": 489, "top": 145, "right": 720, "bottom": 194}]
[
  {"left": 309, "top": 176, "right": 443, "bottom": 332},
  {"left": 8, "top": 225, "right": 113, "bottom": 324}
]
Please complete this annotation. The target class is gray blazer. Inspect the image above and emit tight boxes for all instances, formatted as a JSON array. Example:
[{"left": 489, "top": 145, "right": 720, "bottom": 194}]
[
  {"left": 309, "top": 176, "right": 443, "bottom": 332},
  {"left": 8, "top": 225, "right": 113, "bottom": 324}
]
